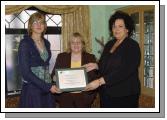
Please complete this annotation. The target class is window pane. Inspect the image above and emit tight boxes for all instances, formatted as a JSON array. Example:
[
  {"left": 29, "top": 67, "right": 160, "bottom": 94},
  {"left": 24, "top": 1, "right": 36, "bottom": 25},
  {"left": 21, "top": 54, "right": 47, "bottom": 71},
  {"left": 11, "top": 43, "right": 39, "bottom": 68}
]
[
  {"left": 46, "top": 35, "right": 61, "bottom": 50},
  {"left": 144, "top": 10, "right": 154, "bottom": 88},
  {"left": 5, "top": 15, "right": 15, "bottom": 28},
  {"left": 49, "top": 51, "right": 60, "bottom": 73},
  {"left": 6, "top": 34, "right": 23, "bottom": 93},
  {"left": 52, "top": 15, "right": 62, "bottom": 26},
  {"left": 5, "top": 10, "right": 62, "bottom": 28},
  {"left": 46, "top": 19, "right": 56, "bottom": 26},
  {"left": 10, "top": 17, "right": 24, "bottom": 28},
  {"left": 46, "top": 14, "right": 62, "bottom": 27},
  {"left": 131, "top": 12, "right": 140, "bottom": 43},
  {"left": 45, "top": 35, "right": 62, "bottom": 73},
  {"left": 17, "top": 11, "right": 30, "bottom": 23},
  {"left": 24, "top": 10, "right": 37, "bottom": 16},
  {"left": 5, "top": 15, "right": 15, "bottom": 23}
]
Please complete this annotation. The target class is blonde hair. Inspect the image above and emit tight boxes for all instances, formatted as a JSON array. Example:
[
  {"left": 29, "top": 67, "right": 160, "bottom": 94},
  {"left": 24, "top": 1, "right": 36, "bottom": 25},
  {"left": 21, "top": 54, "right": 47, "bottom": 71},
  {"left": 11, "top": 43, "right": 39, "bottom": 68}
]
[
  {"left": 27, "top": 12, "right": 47, "bottom": 37},
  {"left": 67, "top": 32, "right": 86, "bottom": 52}
]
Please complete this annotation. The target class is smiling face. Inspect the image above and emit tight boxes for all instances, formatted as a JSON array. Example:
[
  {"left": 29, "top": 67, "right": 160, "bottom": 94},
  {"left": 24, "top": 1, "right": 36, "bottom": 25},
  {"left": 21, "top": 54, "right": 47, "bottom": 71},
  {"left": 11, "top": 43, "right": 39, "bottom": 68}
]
[
  {"left": 70, "top": 36, "right": 83, "bottom": 54},
  {"left": 112, "top": 19, "right": 129, "bottom": 41}
]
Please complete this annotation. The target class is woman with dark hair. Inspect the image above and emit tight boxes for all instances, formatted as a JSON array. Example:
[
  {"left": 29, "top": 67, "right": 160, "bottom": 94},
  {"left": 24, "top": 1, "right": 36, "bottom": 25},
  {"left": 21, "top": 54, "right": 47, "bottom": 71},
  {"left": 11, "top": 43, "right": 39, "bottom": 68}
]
[
  {"left": 18, "top": 12, "right": 61, "bottom": 108},
  {"left": 51, "top": 32, "right": 98, "bottom": 108},
  {"left": 84, "top": 11, "right": 141, "bottom": 108}
]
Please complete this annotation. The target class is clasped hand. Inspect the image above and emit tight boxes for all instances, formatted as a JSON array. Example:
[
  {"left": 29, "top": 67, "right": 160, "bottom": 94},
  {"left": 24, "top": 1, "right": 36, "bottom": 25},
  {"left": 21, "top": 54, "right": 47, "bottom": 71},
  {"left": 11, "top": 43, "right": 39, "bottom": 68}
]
[
  {"left": 50, "top": 85, "right": 62, "bottom": 94},
  {"left": 84, "top": 77, "right": 105, "bottom": 91},
  {"left": 84, "top": 79, "right": 100, "bottom": 91},
  {"left": 83, "top": 63, "right": 98, "bottom": 72}
]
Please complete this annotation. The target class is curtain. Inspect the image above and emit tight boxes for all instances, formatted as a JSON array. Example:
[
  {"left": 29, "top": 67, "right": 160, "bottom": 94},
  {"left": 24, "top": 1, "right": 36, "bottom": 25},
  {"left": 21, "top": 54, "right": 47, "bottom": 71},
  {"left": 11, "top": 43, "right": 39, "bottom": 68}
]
[
  {"left": 62, "top": 6, "right": 92, "bottom": 52},
  {"left": 5, "top": 5, "right": 92, "bottom": 52},
  {"left": 5, "top": 5, "right": 31, "bottom": 15},
  {"left": 5, "top": 5, "right": 81, "bottom": 15}
]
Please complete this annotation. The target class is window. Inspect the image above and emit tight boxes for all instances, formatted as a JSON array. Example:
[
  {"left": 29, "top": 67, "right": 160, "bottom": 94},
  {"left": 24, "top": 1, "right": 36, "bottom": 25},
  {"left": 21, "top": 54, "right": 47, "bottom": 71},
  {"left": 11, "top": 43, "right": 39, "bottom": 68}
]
[
  {"left": 118, "top": 6, "right": 155, "bottom": 97},
  {"left": 5, "top": 8, "right": 62, "bottom": 95},
  {"left": 143, "top": 11, "right": 154, "bottom": 88},
  {"left": 129, "top": 9, "right": 155, "bottom": 90}
]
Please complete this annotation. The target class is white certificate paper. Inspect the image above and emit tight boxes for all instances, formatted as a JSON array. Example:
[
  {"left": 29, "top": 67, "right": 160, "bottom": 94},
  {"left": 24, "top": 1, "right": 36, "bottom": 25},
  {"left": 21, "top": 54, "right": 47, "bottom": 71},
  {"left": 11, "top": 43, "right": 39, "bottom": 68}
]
[{"left": 55, "top": 68, "right": 88, "bottom": 92}]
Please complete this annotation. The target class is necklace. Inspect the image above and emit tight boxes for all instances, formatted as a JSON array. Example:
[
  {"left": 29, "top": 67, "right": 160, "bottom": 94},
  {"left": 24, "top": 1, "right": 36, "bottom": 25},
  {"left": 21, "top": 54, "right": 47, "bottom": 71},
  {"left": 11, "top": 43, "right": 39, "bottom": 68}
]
[
  {"left": 32, "top": 36, "right": 42, "bottom": 43},
  {"left": 34, "top": 39, "right": 43, "bottom": 45},
  {"left": 33, "top": 38, "right": 45, "bottom": 53},
  {"left": 35, "top": 39, "right": 42, "bottom": 42}
]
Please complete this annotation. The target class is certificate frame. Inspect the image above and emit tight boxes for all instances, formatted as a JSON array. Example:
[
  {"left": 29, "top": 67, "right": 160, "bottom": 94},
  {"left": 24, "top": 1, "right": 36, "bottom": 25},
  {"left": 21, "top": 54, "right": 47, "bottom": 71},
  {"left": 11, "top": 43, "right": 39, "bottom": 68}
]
[{"left": 55, "top": 67, "right": 88, "bottom": 92}]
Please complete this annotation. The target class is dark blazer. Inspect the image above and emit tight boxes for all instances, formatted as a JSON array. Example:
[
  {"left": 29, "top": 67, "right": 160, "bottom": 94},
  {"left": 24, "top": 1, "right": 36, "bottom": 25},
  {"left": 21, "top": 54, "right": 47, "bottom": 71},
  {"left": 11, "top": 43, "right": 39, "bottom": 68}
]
[
  {"left": 18, "top": 35, "right": 54, "bottom": 107},
  {"left": 51, "top": 52, "right": 99, "bottom": 83},
  {"left": 98, "top": 37, "right": 141, "bottom": 98},
  {"left": 18, "top": 35, "right": 52, "bottom": 92}
]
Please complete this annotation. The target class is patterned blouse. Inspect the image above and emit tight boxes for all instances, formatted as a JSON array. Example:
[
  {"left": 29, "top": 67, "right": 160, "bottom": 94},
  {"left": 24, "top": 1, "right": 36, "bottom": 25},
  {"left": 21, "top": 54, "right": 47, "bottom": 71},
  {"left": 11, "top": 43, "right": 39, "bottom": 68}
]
[{"left": 31, "top": 49, "right": 52, "bottom": 83}]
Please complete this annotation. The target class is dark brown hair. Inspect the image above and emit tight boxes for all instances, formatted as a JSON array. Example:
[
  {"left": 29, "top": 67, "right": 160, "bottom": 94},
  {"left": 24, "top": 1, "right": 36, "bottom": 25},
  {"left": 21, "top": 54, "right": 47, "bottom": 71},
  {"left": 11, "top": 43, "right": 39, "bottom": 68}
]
[{"left": 109, "top": 10, "right": 135, "bottom": 37}]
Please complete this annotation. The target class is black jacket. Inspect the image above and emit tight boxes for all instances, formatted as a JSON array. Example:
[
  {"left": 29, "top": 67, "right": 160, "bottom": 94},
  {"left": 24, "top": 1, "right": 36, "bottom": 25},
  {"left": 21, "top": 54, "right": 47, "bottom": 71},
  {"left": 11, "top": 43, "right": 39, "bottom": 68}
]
[{"left": 98, "top": 37, "right": 141, "bottom": 97}]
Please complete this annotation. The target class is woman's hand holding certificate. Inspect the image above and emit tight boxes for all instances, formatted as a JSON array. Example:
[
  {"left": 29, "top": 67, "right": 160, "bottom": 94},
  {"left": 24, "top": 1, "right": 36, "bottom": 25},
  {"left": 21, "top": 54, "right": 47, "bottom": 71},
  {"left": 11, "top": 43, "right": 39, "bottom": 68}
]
[{"left": 55, "top": 68, "right": 88, "bottom": 92}]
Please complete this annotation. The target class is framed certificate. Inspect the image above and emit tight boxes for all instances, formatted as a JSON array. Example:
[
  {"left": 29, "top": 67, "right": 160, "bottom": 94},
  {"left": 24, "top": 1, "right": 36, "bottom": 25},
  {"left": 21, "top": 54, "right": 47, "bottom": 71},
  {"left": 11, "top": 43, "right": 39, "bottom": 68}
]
[{"left": 55, "top": 68, "right": 88, "bottom": 92}]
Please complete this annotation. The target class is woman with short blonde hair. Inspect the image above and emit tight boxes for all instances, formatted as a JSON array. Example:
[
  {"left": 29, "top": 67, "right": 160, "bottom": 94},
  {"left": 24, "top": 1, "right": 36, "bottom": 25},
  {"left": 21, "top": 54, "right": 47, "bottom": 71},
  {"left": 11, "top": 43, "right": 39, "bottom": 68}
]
[{"left": 51, "top": 32, "right": 98, "bottom": 108}]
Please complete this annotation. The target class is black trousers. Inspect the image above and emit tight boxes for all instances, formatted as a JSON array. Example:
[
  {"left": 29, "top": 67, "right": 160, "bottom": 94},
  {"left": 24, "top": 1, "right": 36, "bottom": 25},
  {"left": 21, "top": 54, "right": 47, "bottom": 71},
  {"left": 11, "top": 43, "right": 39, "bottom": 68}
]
[{"left": 100, "top": 94, "right": 139, "bottom": 108}]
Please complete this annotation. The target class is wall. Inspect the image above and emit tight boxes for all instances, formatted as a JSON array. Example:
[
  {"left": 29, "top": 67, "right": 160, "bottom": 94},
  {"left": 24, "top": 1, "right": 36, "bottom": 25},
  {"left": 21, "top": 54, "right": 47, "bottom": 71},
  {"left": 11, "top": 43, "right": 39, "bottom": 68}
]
[{"left": 89, "top": 5, "right": 127, "bottom": 59}]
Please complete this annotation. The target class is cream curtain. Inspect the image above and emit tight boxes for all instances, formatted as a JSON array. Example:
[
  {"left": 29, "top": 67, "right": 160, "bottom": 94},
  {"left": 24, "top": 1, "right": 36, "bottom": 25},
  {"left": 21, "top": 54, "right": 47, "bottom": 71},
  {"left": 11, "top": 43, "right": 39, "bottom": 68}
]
[
  {"left": 62, "top": 6, "right": 91, "bottom": 52},
  {"left": 5, "top": 5, "right": 92, "bottom": 52},
  {"left": 5, "top": 5, "right": 31, "bottom": 15},
  {"left": 5, "top": 5, "right": 81, "bottom": 15}
]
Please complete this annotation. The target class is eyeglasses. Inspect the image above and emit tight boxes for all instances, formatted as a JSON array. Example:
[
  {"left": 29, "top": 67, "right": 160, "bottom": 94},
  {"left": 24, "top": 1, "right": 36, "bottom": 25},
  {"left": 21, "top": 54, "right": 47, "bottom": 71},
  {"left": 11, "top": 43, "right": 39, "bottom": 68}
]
[
  {"left": 71, "top": 42, "right": 81, "bottom": 45},
  {"left": 32, "top": 20, "right": 45, "bottom": 25}
]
